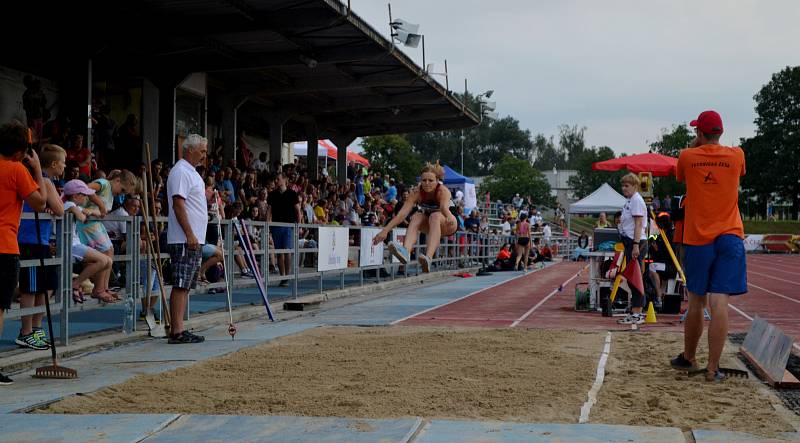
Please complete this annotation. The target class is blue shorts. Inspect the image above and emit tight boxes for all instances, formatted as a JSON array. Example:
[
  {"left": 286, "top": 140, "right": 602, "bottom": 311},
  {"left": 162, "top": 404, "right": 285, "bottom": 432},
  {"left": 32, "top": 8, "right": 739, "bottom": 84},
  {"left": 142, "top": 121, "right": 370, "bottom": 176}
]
[
  {"left": 270, "top": 226, "right": 294, "bottom": 251},
  {"left": 684, "top": 234, "right": 747, "bottom": 296}
]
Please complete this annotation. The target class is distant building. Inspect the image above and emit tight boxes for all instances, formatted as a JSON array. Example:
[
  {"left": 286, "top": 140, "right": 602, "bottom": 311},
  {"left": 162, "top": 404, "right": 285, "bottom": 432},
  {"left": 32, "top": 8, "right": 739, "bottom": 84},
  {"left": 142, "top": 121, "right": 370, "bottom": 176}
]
[{"left": 542, "top": 169, "right": 577, "bottom": 209}]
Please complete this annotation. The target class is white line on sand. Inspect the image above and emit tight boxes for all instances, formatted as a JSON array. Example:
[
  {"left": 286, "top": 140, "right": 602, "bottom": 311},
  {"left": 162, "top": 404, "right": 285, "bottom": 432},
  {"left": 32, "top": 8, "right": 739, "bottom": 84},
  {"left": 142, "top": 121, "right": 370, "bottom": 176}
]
[
  {"left": 579, "top": 332, "right": 612, "bottom": 424},
  {"left": 509, "top": 266, "right": 587, "bottom": 328},
  {"left": 390, "top": 268, "right": 543, "bottom": 325}
]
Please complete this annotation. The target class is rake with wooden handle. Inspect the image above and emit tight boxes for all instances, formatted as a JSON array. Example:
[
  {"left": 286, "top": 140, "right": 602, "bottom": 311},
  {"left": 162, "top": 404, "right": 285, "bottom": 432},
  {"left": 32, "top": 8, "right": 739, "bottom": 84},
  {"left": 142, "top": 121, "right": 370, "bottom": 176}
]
[{"left": 32, "top": 207, "right": 77, "bottom": 379}]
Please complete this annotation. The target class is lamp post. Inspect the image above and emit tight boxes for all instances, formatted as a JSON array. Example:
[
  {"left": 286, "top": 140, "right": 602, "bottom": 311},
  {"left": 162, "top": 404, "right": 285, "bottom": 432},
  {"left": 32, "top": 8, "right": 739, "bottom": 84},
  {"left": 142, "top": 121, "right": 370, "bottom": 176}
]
[{"left": 460, "top": 90, "right": 497, "bottom": 175}]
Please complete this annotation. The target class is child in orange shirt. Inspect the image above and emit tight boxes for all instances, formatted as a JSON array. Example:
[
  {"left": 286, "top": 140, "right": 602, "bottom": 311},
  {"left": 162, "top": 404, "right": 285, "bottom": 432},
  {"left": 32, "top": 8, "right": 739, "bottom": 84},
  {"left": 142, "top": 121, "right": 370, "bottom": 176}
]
[{"left": 0, "top": 120, "right": 48, "bottom": 384}]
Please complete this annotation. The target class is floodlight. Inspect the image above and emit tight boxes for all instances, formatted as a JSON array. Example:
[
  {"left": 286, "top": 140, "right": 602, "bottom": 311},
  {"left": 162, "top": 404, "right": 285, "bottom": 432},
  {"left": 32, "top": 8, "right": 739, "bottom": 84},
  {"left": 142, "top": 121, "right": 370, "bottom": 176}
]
[
  {"left": 391, "top": 18, "right": 419, "bottom": 35},
  {"left": 391, "top": 18, "right": 422, "bottom": 47},
  {"left": 395, "top": 30, "right": 421, "bottom": 48},
  {"left": 483, "top": 90, "right": 494, "bottom": 98}
]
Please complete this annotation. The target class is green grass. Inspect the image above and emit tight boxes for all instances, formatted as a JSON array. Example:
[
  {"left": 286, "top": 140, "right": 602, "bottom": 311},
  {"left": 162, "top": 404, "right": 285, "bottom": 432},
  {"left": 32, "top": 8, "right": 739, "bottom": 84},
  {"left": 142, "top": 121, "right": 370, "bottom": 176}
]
[{"left": 743, "top": 220, "right": 800, "bottom": 235}]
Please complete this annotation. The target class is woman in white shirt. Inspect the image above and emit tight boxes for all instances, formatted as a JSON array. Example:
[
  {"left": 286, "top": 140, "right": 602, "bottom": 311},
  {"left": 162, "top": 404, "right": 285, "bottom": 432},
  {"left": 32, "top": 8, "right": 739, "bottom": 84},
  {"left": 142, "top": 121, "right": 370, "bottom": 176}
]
[{"left": 617, "top": 173, "right": 648, "bottom": 325}]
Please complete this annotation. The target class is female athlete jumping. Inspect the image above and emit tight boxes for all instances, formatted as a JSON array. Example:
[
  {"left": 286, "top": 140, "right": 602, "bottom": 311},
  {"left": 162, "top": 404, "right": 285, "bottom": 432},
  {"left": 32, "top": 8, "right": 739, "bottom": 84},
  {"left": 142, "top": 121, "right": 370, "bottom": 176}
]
[{"left": 373, "top": 162, "right": 458, "bottom": 272}]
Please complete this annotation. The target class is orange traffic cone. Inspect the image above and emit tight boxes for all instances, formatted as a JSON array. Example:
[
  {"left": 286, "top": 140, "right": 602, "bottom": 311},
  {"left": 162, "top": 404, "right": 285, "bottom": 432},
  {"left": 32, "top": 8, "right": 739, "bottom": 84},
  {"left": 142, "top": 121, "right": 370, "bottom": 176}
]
[{"left": 645, "top": 301, "right": 657, "bottom": 324}]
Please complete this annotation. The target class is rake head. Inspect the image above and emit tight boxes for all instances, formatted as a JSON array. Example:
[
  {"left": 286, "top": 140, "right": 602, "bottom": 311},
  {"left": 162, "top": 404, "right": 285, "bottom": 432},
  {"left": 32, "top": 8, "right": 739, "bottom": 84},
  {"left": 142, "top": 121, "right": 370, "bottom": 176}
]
[
  {"left": 228, "top": 323, "right": 237, "bottom": 340},
  {"left": 688, "top": 367, "right": 748, "bottom": 379},
  {"left": 33, "top": 363, "right": 78, "bottom": 379}
]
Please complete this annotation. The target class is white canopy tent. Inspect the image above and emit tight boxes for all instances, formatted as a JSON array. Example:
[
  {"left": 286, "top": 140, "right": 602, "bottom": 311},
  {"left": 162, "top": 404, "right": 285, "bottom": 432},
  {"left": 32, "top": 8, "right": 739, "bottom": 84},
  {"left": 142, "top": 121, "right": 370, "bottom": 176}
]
[
  {"left": 569, "top": 183, "right": 627, "bottom": 214},
  {"left": 567, "top": 182, "right": 627, "bottom": 240}
]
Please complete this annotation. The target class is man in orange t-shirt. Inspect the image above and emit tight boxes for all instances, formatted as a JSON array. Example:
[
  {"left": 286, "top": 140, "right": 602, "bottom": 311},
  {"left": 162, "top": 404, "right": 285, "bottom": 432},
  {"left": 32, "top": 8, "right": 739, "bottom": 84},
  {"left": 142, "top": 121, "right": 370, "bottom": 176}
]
[
  {"left": 670, "top": 110, "right": 746, "bottom": 382},
  {"left": 0, "top": 120, "right": 48, "bottom": 385}
]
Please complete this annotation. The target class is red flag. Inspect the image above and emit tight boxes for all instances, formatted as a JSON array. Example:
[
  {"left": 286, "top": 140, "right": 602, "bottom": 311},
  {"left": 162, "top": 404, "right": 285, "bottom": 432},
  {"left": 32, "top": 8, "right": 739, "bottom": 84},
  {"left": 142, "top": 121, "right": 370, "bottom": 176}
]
[{"left": 621, "top": 258, "right": 644, "bottom": 296}]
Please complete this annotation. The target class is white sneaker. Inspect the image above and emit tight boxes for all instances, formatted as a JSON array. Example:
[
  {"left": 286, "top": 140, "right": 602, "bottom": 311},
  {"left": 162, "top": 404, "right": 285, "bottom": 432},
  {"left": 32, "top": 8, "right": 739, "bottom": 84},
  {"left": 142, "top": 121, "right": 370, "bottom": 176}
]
[
  {"left": 617, "top": 314, "right": 644, "bottom": 325},
  {"left": 418, "top": 254, "right": 431, "bottom": 273},
  {"left": 388, "top": 241, "right": 410, "bottom": 264}
]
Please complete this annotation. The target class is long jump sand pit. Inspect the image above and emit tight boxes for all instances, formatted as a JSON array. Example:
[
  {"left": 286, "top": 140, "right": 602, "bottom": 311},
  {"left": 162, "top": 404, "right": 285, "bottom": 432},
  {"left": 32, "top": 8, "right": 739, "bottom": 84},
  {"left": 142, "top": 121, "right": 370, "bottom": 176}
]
[
  {"left": 592, "top": 332, "right": 796, "bottom": 438},
  {"left": 40, "top": 326, "right": 797, "bottom": 438},
  {"left": 41, "top": 327, "right": 602, "bottom": 422}
]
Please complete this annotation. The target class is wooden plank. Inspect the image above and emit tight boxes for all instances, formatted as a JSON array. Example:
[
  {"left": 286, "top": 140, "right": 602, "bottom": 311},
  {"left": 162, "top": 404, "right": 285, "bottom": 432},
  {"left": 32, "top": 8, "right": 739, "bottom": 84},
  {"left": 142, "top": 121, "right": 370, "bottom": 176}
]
[{"left": 740, "top": 347, "right": 800, "bottom": 389}]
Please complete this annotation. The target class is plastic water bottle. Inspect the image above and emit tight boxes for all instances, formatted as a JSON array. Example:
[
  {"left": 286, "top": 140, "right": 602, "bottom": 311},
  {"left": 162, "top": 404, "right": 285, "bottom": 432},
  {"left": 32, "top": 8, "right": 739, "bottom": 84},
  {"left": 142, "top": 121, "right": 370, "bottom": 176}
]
[{"left": 122, "top": 295, "right": 134, "bottom": 334}]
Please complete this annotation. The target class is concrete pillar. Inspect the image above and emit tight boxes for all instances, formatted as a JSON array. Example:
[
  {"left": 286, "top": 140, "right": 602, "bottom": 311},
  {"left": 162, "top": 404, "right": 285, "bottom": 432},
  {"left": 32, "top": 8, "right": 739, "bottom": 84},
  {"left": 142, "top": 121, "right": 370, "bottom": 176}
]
[
  {"left": 141, "top": 79, "right": 159, "bottom": 164},
  {"left": 269, "top": 115, "right": 287, "bottom": 172},
  {"left": 306, "top": 123, "right": 319, "bottom": 180},
  {"left": 59, "top": 59, "right": 92, "bottom": 147},
  {"left": 157, "top": 85, "right": 176, "bottom": 163},
  {"left": 330, "top": 136, "right": 356, "bottom": 186},
  {"left": 148, "top": 72, "right": 187, "bottom": 163}
]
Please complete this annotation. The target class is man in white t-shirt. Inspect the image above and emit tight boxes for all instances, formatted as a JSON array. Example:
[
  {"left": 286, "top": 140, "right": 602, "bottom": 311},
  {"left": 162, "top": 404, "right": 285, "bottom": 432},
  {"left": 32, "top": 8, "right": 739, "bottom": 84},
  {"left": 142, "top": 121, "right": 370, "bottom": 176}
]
[{"left": 166, "top": 134, "right": 208, "bottom": 344}]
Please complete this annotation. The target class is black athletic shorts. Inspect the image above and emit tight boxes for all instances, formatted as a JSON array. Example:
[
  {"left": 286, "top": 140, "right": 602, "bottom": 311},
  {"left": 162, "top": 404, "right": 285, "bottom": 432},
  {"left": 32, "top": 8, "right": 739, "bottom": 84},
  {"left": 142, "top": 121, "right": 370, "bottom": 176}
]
[
  {"left": 19, "top": 243, "right": 59, "bottom": 294},
  {"left": 0, "top": 254, "right": 20, "bottom": 311}
]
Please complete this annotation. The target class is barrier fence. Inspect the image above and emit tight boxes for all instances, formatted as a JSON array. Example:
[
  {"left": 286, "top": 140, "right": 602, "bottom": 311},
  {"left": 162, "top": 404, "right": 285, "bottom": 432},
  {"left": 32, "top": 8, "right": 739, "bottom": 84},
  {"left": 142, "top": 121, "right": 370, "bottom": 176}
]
[{"left": 5, "top": 213, "right": 511, "bottom": 347}]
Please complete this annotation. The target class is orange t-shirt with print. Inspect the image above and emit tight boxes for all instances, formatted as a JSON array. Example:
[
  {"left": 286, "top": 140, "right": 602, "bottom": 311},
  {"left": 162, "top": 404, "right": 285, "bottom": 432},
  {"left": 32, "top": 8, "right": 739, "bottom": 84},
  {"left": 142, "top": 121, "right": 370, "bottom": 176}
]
[
  {"left": 0, "top": 159, "right": 39, "bottom": 254},
  {"left": 676, "top": 144, "right": 745, "bottom": 246}
]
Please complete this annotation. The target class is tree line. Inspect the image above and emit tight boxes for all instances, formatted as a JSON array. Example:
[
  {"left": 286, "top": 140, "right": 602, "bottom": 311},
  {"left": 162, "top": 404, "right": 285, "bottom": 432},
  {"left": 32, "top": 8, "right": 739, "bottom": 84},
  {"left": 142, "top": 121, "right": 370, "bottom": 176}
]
[{"left": 362, "top": 66, "right": 799, "bottom": 218}]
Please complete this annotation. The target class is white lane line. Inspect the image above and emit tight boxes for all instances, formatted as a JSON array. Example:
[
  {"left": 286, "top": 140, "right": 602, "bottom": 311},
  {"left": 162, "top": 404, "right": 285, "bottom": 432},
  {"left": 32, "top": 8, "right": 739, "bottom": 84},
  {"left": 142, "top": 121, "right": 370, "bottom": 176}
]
[
  {"left": 390, "top": 268, "right": 544, "bottom": 325},
  {"left": 747, "top": 282, "right": 800, "bottom": 304},
  {"left": 510, "top": 266, "right": 587, "bottom": 328},
  {"left": 746, "top": 263, "right": 798, "bottom": 276},
  {"left": 579, "top": 332, "right": 612, "bottom": 424},
  {"left": 747, "top": 269, "right": 800, "bottom": 286},
  {"left": 730, "top": 303, "right": 800, "bottom": 353}
]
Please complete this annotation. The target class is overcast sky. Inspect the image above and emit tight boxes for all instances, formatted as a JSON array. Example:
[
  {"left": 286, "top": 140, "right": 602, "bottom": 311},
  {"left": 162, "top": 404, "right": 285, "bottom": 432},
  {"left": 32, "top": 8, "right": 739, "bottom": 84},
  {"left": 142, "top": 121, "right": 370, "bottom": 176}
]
[{"left": 349, "top": 0, "right": 800, "bottom": 155}]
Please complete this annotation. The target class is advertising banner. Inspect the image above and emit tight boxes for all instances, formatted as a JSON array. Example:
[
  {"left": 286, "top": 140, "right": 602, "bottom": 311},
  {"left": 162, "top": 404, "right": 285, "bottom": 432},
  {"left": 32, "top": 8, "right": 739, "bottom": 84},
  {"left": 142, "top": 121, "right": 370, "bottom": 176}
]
[
  {"left": 360, "top": 227, "right": 385, "bottom": 267},
  {"left": 318, "top": 226, "right": 349, "bottom": 271},
  {"left": 743, "top": 234, "right": 764, "bottom": 252},
  {"left": 391, "top": 228, "right": 407, "bottom": 263}
]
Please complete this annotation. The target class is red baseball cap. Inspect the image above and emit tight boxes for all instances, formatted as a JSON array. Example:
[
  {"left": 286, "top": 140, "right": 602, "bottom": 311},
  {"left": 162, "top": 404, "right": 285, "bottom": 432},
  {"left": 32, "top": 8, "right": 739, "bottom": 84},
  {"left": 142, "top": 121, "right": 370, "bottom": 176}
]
[{"left": 690, "top": 110, "right": 723, "bottom": 135}]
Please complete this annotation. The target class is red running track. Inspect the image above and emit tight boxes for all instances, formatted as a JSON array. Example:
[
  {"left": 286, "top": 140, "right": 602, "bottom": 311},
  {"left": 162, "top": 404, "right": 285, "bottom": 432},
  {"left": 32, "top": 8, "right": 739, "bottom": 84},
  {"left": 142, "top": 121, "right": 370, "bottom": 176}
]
[
  {"left": 399, "top": 261, "right": 587, "bottom": 328},
  {"left": 399, "top": 255, "right": 800, "bottom": 352}
]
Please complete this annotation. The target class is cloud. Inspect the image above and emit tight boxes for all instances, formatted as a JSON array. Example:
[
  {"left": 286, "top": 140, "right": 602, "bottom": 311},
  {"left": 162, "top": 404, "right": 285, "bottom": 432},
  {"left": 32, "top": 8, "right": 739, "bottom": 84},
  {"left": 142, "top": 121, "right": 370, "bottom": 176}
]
[{"left": 351, "top": 1, "right": 799, "bottom": 154}]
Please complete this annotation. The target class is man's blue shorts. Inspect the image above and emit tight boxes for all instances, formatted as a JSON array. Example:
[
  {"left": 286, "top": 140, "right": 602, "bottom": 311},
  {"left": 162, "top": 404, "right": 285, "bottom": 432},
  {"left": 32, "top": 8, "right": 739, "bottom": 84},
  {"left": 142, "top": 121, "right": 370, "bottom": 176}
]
[
  {"left": 684, "top": 234, "right": 747, "bottom": 296},
  {"left": 270, "top": 226, "right": 294, "bottom": 251}
]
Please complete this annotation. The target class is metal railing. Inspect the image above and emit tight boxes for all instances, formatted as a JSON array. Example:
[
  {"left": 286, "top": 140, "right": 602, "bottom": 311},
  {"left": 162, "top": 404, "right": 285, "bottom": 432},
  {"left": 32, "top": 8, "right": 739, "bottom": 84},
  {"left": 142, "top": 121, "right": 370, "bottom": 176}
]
[{"left": 4, "top": 213, "right": 510, "bottom": 347}]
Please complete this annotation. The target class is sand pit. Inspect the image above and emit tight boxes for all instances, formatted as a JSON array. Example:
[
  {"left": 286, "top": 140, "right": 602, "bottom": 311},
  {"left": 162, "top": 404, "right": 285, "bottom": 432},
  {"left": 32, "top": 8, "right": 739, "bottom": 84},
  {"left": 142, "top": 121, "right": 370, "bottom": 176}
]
[
  {"left": 592, "top": 332, "right": 796, "bottom": 438},
  {"left": 40, "top": 326, "right": 797, "bottom": 438},
  {"left": 42, "top": 327, "right": 602, "bottom": 423}
]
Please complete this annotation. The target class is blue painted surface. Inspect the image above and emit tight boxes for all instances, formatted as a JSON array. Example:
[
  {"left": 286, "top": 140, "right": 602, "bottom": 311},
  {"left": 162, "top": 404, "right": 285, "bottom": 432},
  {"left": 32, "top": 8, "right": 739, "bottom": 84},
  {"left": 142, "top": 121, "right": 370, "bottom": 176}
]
[
  {"left": 145, "top": 415, "right": 421, "bottom": 443},
  {"left": 415, "top": 420, "right": 686, "bottom": 443},
  {"left": 296, "top": 271, "right": 526, "bottom": 326},
  {"left": 0, "top": 271, "right": 414, "bottom": 350},
  {"left": 693, "top": 429, "right": 796, "bottom": 442},
  {"left": 0, "top": 413, "right": 179, "bottom": 443}
]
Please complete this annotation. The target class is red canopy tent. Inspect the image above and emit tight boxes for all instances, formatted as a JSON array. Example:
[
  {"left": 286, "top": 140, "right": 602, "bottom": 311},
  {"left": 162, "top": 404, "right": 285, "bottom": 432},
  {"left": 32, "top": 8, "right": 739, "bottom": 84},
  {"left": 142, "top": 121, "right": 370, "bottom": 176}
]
[
  {"left": 592, "top": 152, "right": 678, "bottom": 177},
  {"left": 318, "top": 140, "right": 370, "bottom": 167},
  {"left": 346, "top": 151, "right": 370, "bottom": 167}
]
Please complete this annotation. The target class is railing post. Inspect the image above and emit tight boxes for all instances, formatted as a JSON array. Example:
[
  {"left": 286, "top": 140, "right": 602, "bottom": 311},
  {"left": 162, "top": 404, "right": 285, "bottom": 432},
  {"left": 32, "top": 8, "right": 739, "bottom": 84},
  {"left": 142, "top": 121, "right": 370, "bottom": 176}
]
[
  {"left": 259, "top": 221, "right": 269, "bottom": 287},
  {"left": 292, "top": 223, "right": 299, "bottom": 299},
  {"left": 124, "top": 215, "right": 137, "bottom": 332},
  {"left": 224, "top": 220, "right": 235, "bottom": 296},
  {"left": 60, "top": 213, "right": 72, "bottom": 346}
]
